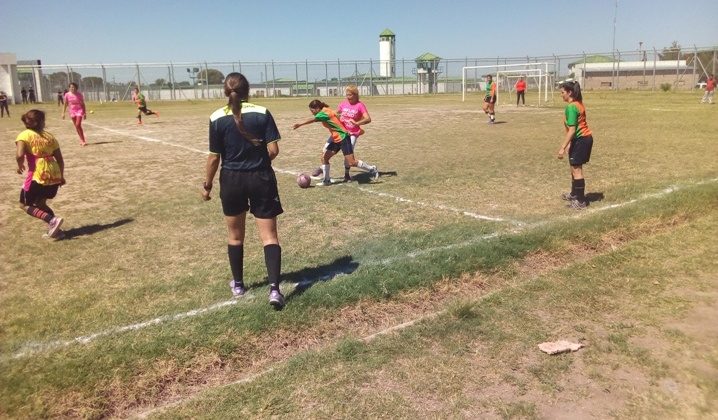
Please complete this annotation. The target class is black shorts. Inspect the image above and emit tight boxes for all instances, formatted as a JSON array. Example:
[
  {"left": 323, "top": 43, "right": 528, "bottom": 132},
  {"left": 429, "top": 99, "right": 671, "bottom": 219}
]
[
  {"left": 325, "top": 135, "right": 354, "bottom": 156},
  {"left": 569, "top": 135, "right": 593, "bottom": 166},
  {"left": 138, "top": 106, "right": 152, "bottom": 115},
  {"left": 484, "top": 95, "right": 496, "bottom": 104},
  {"left": 19, "top": 181, "right": 59, "bottom": 206},
  {"left": 219, "top": 167, "right": 283, "bottom": 218}
]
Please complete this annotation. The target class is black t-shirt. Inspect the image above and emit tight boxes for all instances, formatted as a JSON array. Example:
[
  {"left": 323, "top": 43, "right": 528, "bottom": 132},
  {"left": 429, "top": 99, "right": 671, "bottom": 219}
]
[{"left": 209, "top": 103, "right": 281, "bottom": 171}]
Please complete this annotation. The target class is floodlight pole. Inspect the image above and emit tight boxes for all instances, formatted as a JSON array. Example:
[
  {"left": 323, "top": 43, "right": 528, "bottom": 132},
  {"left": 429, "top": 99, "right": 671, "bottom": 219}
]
[{"left": 611, "top": 0, "right": 618, "bottom": 90}]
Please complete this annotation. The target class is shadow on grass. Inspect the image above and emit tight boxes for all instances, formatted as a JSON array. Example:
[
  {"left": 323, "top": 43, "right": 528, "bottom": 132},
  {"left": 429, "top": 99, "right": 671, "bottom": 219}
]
[
  {"left": 586, "top": 192, "right": 605, "bottom": 203},
  {"left": 284, "top": 255, "right": 360, "bottom": 301},
  {"left": 61, "top": 218, "right": 134, "bottom": 239},
  {"left": 87, "top": 140, "right": 123, "bottom": 146},
  {"left": 353, "top": 170, "right": 398, "bottom": 184}
]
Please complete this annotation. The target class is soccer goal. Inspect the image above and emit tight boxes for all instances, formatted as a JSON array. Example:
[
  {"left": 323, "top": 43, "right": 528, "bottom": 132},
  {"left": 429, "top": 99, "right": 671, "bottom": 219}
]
[
  {"left": 462, "top": 62, "right": 555, "bottom": 106},
  {"left": 495, "top": 68, "right": 549, "bottom": 107}
]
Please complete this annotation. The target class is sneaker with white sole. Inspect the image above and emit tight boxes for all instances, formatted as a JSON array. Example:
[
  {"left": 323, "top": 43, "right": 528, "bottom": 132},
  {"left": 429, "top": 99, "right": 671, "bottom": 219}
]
[
  {"left": 269, "top": 289, "right": 284, "bottom": 309},
  {"left": 229, "top": 280, "right": 246, "bottom": 297},
  {"left": 370, "top": 166, "right": 379, "bottom": 180},
  {"left": 317, "top": 179, "right": 332, "bottom": 187},
  {"left": 47, "top": 217, "right": 63, "bottom": 238},
  {"left": 561, "top": 192, "right": 577, "bottom": 201},
  {"left": 566, "top": 199, "right": 587, "bottom": 210}
]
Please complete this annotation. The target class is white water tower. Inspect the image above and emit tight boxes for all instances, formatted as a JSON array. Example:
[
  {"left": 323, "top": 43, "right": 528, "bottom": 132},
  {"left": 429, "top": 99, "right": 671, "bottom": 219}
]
[{"left": 379, "top": 29, "right": 395, "bottom": 78}]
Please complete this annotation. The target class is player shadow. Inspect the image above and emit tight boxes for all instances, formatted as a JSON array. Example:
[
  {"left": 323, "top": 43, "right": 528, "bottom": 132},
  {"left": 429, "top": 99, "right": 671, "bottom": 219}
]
[
  {"left": 352, "top": 170, "right": 398, "bottom": 184},
  {"left": 585, "top": 192, "right": 605, "bottom": 203},
  {"left": 490, "top": 121, "right": 507, "bottom": 125},
  {"left": 86, "top": 140, "right": 123, "bottom": 146},
  {"left": 283, "top": 255, "right": 360, "bottom": 301},
  {"left": 60, "top": 218, "right": 134, "bottom": 240}
]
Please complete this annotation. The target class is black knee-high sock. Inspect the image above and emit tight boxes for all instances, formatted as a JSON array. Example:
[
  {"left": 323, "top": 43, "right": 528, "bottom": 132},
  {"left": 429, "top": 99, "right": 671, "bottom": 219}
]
[
  {"left": 26, "top": 206, "right": 54, "bottom": 223},
  {"left": 264, "top": 244, "right": 281, "bottom": 291},
  {"left": 574, "top": 178, "right": 586, "bottom": 201},
  {"left": 228, "top": 244, "right": 244, "bottom": 287},
  {"left": 38, "top": 204, "right": 54, "bottom": 217}
]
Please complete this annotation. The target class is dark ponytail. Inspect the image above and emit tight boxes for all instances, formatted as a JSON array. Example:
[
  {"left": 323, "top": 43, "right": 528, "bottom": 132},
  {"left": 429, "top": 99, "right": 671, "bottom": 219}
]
[
  {"left": 223, "top": 72, "right": 257, "bottom": 139},
  {"left": 560, "top": 80, "right": 583, "bottom": 102},
  {"left": 308, "top": 99, "right": 329, "bottom": 109}
]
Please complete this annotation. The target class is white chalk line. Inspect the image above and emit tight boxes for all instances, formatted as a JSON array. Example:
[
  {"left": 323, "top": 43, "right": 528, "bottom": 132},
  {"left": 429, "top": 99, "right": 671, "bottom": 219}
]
[
  {"left": 84, "top": 121, "right": 521, "bottom": 224},
  {"left": 6, "top": 177, "right": 715, "bottom": 362}
]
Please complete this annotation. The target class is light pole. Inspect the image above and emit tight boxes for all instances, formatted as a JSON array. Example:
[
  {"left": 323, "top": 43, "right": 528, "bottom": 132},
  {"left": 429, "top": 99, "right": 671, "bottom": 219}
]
[{"left": 612, "top": 0, "right": 618, "bottom": 90}]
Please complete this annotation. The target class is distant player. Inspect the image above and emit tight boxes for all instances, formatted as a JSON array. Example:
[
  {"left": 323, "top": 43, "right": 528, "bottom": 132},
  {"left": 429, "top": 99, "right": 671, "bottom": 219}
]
[
  {"left": 202, "top": 73, "right": 285, "bottom": 309},
  {"left": 131, "top": 87, "right": 159, "bottom": 124},
  {"left": 557, "top": 80, "right": 594, "bottom": 209},
  {"left": 15, "top": 110, "right": 66, "bottom": 239},
  {"left": 515, "top": 77, "right": 526, "bottom": 106},
  {"left": 293, "top": 99, "right": 378, "bottom": 186},
  {"left": 0, "top": 91, "right": 9, "bottom": 118},
  {"left": 62, "top": 82, "right": 87, "bottom": 146},
  {"left": 311, "top": 85, "right": 373, "bottom": 182},
  {"left": 701, "top": 74, "right": 715, "bottom": 104},
  {"left": 482, "top": 74, "right": 497, "bottom": 123}
]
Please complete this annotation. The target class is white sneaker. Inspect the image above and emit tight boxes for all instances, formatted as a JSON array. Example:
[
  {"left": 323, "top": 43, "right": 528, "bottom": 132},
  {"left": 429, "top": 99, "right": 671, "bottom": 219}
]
[
  {"left": 370, "top": 166, "right": 379, "bottom": 180},
  {"left": 47, "top": 217, "right": 63, "bottom": 237},
  {"left": 317, "top": 179, "right": 332, "bottom": 187}
]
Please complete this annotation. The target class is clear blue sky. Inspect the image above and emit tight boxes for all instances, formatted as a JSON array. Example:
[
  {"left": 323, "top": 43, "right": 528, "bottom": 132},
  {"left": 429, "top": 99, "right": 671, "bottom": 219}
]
[{"left": 2, "top": 0, "right": 716, "bottom": 64}]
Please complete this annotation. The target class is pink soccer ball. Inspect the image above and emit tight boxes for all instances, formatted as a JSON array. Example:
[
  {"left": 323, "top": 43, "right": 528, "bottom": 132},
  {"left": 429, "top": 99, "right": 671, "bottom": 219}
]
[{"left": 296, "top": 173, "right": 311, "bottom": 188}]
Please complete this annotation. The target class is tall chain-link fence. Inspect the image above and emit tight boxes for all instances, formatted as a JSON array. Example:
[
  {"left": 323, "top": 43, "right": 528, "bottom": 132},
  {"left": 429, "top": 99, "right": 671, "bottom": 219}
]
[{"left": 13, "top": 46, "right": 718, "bottom": 104}]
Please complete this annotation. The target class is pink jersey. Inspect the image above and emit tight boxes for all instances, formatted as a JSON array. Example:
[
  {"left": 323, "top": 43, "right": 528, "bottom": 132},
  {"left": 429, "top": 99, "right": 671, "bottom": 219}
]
[
  {"left": 64, "top": 91, "right": 85, "bottom": 117},
  {"left": 337, "top": 100, "right": 368, "bottom": 136}
]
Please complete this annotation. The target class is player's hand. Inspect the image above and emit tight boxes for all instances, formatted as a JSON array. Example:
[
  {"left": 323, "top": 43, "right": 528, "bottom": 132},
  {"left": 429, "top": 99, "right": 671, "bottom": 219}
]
[
  {"left": 16, "top": 164, "right": 25, "bottom": 174},
  {"left": 202, "top": 189, "right": 211, "bottom": 201},
  {"left": 83, "top": 114, "right": 87, "bottom": 120},
  {"left": 292, "top": 123, "right": 300, "bottom": 130},
  {"left": 61, "top": 114, "right": 65, "bottom": 120},
  {"left": 557, "top": 147, "right": 565, "bottom": 159},
  {"left": 60, "top": 177, "right": 66, "bottom": 186}
]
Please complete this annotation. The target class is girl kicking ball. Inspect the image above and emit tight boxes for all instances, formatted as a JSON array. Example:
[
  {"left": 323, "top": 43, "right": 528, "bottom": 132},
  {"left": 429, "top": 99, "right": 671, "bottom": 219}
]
[{"left": 293, "top": 99, "right": 378, "bottom": 186}]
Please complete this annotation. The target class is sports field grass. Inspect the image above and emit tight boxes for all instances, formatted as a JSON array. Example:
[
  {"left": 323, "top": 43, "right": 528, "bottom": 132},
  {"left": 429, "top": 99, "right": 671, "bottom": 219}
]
[{"left": 0, "top": 91, "right": 716, "bottom": 418}]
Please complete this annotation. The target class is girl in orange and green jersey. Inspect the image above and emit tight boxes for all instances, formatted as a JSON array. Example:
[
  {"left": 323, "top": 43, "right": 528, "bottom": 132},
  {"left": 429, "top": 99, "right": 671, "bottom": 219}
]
[
  {"left": 482, "top": 74, "right": 497, "bottom": 123},
  {"left": 557, "top": 80, "right": 593, "bottom": 209},
  {"left": 15, "top": 110, "right": 66, "bottom": 238},
  {"left": 292, "top": 99, "right": 378, "bottom": 186},
  {"left": 131, "top": 87, "right": 159, "bottom": 124}
]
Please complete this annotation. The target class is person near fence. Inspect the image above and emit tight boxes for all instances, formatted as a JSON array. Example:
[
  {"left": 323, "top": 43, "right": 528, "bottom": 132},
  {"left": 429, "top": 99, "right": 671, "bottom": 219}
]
[
  {"left": 293, "top": 99, "right": 378, "bottom": 186},
  {"left": 62, "top": 82, "right": 88, "bottom": 146},
  {"left": 701, "top": 74, "right": 715, "bottom": 104},
  {"left": 15, "top": 109, "right": 66, "bottom": 239},
  {"left": 21, "top": 87, "right": 28, "bottom": 104},
  {"left": 28, "top": 88, "right": 36, "bottom": 104},
  {"left": 57, "top": 90, "right": 64, "bottom": 107},
  {"left": 557, "top": 80, "right": 594, "bottom": 210},
  {"left": 131, "top": 87, "right": 159, "bottom": 124},
  {"left": 201, "top": 72, "right": 286, "bottom": 309},
  {"left": 515, "top": 77, "right": 526, "bottom": 106},
  {"left": 482, "top": 74, "right": 497, "bottom": 123},
  {"left": 310, "top": 85, "right": 373, "bottom": 182},
  {"left": 0, "top": 91, "right": 10, "bottom": 118}
]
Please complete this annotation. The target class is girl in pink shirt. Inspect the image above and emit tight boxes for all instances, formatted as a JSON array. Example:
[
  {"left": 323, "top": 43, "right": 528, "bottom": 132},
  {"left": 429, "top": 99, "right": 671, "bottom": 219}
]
[{"left": 61, "top": 82, "right": 87, "bottom": 146}]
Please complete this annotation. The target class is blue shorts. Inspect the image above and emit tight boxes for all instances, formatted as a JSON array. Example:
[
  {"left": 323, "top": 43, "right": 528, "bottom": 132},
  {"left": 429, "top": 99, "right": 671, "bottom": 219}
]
[{"left": 325, "top": 135, "right": 354, "bottom": 156}]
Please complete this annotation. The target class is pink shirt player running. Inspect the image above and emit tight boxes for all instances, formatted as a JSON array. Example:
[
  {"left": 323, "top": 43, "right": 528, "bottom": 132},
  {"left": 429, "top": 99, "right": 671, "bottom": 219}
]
[{"left": 63, "top": 91, "right": 86, "bottom": 117}]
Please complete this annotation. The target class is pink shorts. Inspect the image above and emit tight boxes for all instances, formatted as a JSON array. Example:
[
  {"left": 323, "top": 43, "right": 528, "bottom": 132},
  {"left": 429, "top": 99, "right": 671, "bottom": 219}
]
[{"left": 69, "top": 109, "right": 85, "bottom": 118}]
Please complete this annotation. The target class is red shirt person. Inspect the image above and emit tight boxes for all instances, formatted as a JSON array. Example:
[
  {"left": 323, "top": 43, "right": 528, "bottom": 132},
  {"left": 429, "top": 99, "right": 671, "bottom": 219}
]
[{"left": 515, "top": 77, "right": 527, "bottom": 106}]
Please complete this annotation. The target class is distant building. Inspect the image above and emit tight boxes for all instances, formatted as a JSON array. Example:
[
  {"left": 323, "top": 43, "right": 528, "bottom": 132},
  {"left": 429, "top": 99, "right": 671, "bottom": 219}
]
[
  {"left": 569, "top": 55, "right": 696, "bottom": 89},
  {"left": 379, "top": 29, "right": 396, "bottom": 78}
]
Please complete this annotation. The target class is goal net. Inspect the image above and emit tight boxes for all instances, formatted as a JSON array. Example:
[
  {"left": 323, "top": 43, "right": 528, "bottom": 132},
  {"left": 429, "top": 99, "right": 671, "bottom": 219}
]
[{"left": 462, "top": 62, "right": 556, "bottom": 106}]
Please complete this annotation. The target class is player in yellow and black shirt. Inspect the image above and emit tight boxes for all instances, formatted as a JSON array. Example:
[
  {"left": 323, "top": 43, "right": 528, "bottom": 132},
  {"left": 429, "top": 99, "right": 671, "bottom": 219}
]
[
  {"left": 557, "top": 80, "right": 594, "bottom": 209},
  {"left": 202, "top": 73, "right": 285, "bottom": 309},
  {"left": 482, "top": 74, "right": 497, "bottom": 123},
  {"left": 132, "top": 87, "right": 159, "bottom": 124}
]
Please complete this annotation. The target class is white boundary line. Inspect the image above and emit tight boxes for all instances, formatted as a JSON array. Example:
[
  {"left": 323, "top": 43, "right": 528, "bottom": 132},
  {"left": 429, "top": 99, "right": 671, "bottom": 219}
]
[
  {"left": 84, "top": 121, "right": 521, "bottom": 224},
  {"left": 5, "top": 177, "right": 715, "bottom": 362}
]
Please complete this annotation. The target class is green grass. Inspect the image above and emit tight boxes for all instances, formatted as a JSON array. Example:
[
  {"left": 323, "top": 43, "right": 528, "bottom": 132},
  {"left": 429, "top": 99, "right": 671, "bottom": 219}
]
[{"left": 0, "top": 91, "right": 716, "bottom": 418}]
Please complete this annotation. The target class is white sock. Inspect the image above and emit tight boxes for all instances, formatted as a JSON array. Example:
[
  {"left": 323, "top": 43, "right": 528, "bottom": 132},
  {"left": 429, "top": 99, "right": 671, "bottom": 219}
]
[
  {"left": 357, "top": 160, "right": 372, "bottom": 171},
  {"left": 321, "top": 164, "right": 330, "bottom": 181}
]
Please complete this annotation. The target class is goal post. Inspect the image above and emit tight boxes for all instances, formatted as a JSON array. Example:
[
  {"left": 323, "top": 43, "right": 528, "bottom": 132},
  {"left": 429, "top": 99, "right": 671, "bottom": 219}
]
[{"left": 462, "top": 62, "right": 556, "bottom": 106}]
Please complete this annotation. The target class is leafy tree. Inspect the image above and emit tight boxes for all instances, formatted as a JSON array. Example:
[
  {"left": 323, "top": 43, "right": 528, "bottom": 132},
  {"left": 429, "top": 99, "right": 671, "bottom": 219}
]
[
  {"left": 153, "top": 78, "right": 167, "bottom": 87},
  {"left": 197, "top": 68, "right": 224, "bottom": 85},
  {"left": 46, "top": 71, "right": 83, "bottom": 89},
  {"left": 82, "top": 77, "right": 104, "bottom": 88}
]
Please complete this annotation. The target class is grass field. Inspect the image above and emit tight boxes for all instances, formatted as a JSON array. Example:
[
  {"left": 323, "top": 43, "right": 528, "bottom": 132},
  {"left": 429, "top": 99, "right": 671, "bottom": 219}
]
[{"left": 0, "top": 91, "right": 716, "bottom": 418}]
